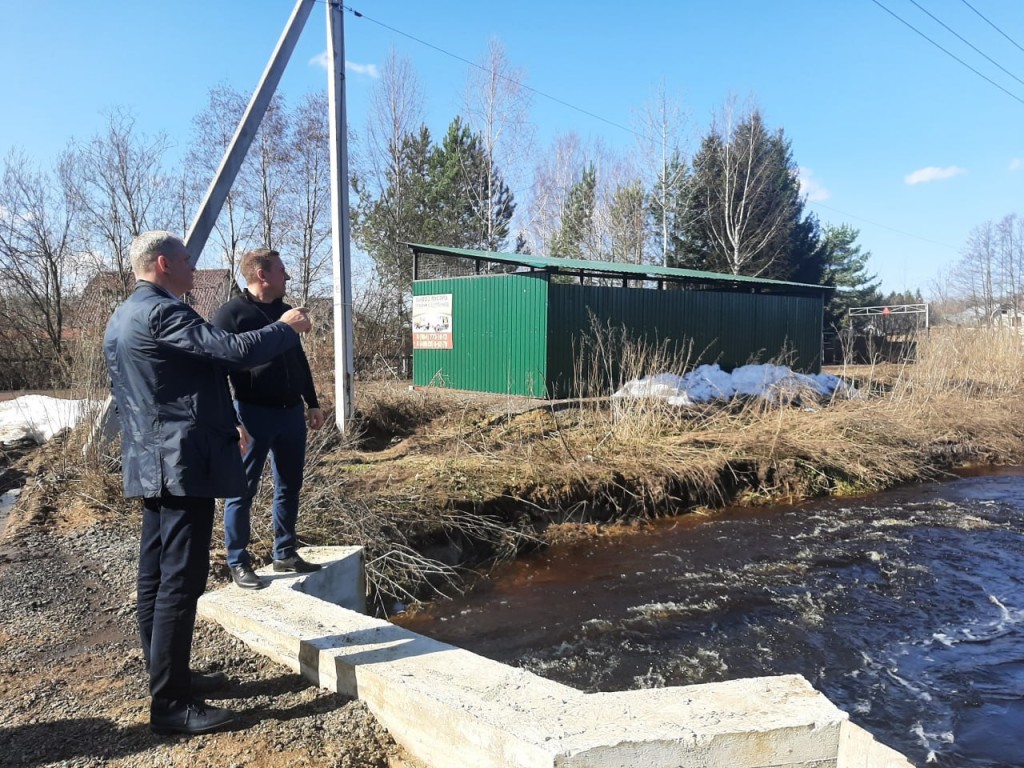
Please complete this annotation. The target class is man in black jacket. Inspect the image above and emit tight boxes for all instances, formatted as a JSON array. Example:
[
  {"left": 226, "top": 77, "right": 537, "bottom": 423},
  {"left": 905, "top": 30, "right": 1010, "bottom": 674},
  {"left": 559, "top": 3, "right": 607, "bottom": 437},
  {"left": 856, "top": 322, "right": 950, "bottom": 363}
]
[
  {"left": 212, "top": 248, "right": 323, "bottom": 590},
  {"left": 104, "top": 231, "right": 311, "bottom": 735}
]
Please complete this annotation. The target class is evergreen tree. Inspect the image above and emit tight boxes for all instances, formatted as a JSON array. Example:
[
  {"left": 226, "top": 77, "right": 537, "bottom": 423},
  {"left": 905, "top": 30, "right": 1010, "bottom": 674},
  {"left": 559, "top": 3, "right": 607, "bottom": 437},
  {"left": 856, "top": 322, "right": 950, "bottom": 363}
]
[
  {"left": 351, "top": 124, "right": 434, "bottom": 297},
  {"left": 684, "top": 108, "right": 814, "bottom": 280},
  {"left": 428, "top": 116, "right": 515, "bottom": 251},
  {"left": 819, "top": 223, "right": 882, "bottom": 329},
  {"left": 648, "top": 151, "right": 699, "bottom": 269},
  {"left": 607, "top": 179, "right": 647, "bottom": 264},
  {"left": 550, "top": 163, "right": 596, "bottom": 260}
]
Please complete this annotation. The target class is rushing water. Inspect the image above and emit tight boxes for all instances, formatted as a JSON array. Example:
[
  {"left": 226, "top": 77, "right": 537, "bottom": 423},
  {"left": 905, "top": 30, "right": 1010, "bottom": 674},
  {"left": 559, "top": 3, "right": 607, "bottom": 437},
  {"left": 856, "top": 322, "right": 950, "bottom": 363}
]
[{"left": 396, "top": 468, "right": 1024, "bottom": 767}]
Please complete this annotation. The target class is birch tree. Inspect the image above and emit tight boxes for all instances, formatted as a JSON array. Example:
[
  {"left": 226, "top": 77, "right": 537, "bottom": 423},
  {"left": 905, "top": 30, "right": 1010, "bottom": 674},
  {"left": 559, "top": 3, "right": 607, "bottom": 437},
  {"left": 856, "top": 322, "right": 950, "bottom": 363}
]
[
  {"left": 462, "top": 39, "right": 533, "bottom": 251},
  {"left": 288, "top": 91, "right": 332, "bottom": 304},
  {"left": 687, "top": 103, "right": 802, "bottom": 277},
  {"left": 633, "top": 83, "right": 689, "bottom": 267},
  {"left": 350, "top": 50, "right": 426, "bottom": 299}
]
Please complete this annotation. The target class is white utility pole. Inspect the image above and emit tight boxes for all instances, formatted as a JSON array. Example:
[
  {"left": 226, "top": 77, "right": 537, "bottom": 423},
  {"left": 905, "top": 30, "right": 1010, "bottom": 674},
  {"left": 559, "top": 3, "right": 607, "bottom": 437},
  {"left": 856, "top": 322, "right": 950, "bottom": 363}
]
[{"left": 327, "top": 1, "right": 356, "bottom": 430}]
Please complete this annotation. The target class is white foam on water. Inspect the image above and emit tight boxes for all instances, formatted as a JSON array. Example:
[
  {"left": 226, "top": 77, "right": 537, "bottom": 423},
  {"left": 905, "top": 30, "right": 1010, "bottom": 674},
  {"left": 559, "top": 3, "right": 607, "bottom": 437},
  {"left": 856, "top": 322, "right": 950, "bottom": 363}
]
[
  {"left": 910, "top": 721, "right": 955, "bottom": 765},
  {"left": 886, "top": 668, "right": 933, "bottom": 702},
  {"left": 627, "top": 600, "right": 719, "bottom": 619}
]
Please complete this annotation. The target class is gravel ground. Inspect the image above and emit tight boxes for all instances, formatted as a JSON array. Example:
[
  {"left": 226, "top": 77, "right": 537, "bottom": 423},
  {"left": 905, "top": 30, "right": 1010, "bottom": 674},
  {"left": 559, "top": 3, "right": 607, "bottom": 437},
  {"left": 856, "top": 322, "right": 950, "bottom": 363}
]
[{"left": 0, "top": 510, "right": 409, "bottom": 767}]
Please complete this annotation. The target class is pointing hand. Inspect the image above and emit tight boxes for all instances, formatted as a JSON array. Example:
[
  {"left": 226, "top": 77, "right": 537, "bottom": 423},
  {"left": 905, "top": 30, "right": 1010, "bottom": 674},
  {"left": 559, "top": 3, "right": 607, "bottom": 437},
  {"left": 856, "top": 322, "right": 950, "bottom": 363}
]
[{"left": 281, "top": 307, "right": 311, "bottom": 334}]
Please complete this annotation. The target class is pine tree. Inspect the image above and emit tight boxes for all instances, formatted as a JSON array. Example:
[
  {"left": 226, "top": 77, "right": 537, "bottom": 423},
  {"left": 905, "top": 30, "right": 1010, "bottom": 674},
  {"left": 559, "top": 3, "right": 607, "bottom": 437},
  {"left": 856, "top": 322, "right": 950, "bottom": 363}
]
[
  {"left": 428, "top": 116, "right": 514, "bottom": 251},
  {"left": 819, "top": 223, "right": 882, "bottom": 329},
  {"left": 550, "top": 163, "right": 596, "bottom": 260},
  {"left": 351, "top": 124, "right": 434, "bottom": 297},
  {"left": 607, "top": 179, "right": 647, "bottom": 264}
]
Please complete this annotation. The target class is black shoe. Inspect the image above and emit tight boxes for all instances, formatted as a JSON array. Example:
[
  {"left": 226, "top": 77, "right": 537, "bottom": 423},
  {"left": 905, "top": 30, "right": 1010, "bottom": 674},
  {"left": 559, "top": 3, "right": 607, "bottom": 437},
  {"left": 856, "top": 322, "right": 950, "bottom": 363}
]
[
  {"left": 191, "top": 670, "right": 228, "bottom": 694},
  {"left": 229, "top": 564, "right": 265, "bottom": 590},
  {"left": 151, "top": 700, "right": 236, "bottom": 736},
  {"left": 272, "top": 552, "right": 322, "bottom": 573}
]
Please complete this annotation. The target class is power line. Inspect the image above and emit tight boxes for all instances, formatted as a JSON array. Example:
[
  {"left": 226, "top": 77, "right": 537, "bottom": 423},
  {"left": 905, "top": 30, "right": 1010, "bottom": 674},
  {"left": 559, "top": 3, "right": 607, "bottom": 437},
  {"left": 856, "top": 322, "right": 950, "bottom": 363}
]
[
  {"left": 335, "top": 2, "right": 970, "bottom": 257},
  {"left": 905, "top": 0, "right": 1024, "bottom": 89},
  {"left": 869, "top": 0, "right": 1024, "bottom": 107},
  {"left": 341, "top": 5, "right": 645, "bottom": 141},
  {"left": 959, "top": 0, "right": 1024, "bottom": 56},
  {"left": 809, "top": 200, "right": 958, "bottom": 251}
]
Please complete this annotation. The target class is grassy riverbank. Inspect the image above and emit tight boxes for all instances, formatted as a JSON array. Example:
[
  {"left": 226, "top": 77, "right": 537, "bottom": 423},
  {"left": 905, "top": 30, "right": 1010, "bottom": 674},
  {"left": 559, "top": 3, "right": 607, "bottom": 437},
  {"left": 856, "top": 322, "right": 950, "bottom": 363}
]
[{"left": 6, "top": 326, "right": 1024, "bottom": 611}]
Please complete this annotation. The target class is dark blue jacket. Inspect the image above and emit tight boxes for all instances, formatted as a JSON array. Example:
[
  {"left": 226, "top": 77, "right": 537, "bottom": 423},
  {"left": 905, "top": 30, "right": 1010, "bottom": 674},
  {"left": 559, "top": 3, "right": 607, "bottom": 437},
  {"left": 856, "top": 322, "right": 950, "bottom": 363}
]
[{"left": 103, "top": 280, "right": 301, "bottom": 498}]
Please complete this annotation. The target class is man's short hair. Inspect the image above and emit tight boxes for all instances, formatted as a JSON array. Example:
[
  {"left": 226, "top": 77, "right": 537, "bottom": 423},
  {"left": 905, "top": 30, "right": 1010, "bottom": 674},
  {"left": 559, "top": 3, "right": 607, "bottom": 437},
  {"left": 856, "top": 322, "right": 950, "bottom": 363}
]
[
  {"left": 130, "top": 231, "right": 185, "bottom": 277},
  {"left": 239, "top": 248, "right": 280, "bottom": 285}
]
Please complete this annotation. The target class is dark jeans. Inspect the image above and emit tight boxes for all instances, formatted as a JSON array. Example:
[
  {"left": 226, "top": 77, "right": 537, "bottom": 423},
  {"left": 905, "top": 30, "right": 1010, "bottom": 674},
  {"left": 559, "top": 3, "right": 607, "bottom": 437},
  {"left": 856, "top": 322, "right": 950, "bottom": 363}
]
[
  {"left": 224, "top": 401, "right": 307, "bottom": 568},
  {"left": 138, "top": 494, "right": 214, "bottom": 710}
]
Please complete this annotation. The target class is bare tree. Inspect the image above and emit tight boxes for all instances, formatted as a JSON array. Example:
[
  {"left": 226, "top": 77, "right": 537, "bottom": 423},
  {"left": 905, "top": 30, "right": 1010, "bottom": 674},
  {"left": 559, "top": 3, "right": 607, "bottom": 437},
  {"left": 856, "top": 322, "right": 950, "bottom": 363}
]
[
  {"left": 242, "top": 94, "right": 292, "bottom": 252},
  {"left": 187, "top": 85, "right": 257, "bottom": 274},
  {"left": 350, "top": 49, "right": 425, "bottom": 300},
  {"left": 996, "top": 213, "right": 1020, "bottom": 314},
  {"left": 0, "top": 151, "right": 80, "bottom": 366},
  {"left": 690, "top": 100, "right": 801, "bottom": 277},
  {"left": 288, "top": 91, "right": 332, "bottom": 304},
  {"left": 65, "top": 109, "right": 173, "bottom": 297},
  {"left": 633, "top": 82, "right": 689, "bottom": 266},
  {"left": 950, "top": 220, "right": 998, "bottom": 322},
  {"left": 526, "top": 132, "right": 584, "bottom": 255},
  {"left": 462, "top": 39, "right": 534, "bottom": 251}
]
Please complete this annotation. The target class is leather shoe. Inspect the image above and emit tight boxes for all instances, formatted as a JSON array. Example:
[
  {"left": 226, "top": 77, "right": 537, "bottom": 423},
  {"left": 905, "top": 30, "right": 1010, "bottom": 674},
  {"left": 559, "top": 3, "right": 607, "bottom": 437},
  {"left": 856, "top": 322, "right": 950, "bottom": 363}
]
[
  {"left": 151, "top": 700, "right": 236, "bottom": 736},
  {"left": 191, "top": 670, "right": 228, "bottom": 694},
  {"left": 272, "top": 552, "right": 322, "bottom": 573},
  {"left": 229, "top": 564, "right": 265, "bottom": 590}
]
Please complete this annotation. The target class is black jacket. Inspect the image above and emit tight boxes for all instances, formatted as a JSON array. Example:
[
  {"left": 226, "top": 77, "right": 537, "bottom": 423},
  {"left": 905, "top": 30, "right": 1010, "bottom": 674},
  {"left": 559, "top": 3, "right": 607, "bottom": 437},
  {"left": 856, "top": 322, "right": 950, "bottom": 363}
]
[
  {"left": 211, "top": 289, "right": 320, "bottom": 410},
  {"left": 103, "top": 281, "right": 301, "bottom": 498}
]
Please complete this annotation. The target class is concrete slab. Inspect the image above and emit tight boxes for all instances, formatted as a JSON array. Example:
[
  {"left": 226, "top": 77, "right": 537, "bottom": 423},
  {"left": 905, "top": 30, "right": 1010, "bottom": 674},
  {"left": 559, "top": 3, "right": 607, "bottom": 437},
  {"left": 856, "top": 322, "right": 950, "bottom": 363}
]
[{"left": 198, "top": 546, "right": 913, "bottom": 768}]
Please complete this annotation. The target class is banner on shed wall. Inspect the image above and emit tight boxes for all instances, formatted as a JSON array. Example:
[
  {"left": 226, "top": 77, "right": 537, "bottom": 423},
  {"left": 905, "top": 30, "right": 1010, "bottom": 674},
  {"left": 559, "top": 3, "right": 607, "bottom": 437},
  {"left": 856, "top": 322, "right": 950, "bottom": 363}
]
[{"left": 412, "top": 293, "right": 453, "bottom": 349}]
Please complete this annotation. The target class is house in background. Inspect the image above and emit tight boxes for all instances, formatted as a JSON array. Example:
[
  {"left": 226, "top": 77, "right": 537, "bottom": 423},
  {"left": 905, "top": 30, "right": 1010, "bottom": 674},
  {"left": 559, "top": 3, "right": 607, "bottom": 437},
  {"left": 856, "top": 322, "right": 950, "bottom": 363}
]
[
  {"left": 72, "top": 269, "right": 240, "bottom": 333},
  {"left": 991, "top": 303, "right": 1024, "bottom": 331}
]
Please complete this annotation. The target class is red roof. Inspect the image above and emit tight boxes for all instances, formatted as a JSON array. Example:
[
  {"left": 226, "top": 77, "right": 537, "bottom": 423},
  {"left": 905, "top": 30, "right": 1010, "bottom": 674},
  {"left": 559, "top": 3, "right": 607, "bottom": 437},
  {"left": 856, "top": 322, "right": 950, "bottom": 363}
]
[{"left": 71, "top": 269, "right": 240, "bottom": 333}]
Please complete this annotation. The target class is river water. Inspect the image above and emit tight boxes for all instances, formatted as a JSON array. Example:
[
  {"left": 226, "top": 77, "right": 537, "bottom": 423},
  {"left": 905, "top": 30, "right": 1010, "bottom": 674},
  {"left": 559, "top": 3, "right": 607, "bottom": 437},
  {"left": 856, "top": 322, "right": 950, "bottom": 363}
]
[{"left": 396, "top": 468, "right": 1024, "bottom": 767}]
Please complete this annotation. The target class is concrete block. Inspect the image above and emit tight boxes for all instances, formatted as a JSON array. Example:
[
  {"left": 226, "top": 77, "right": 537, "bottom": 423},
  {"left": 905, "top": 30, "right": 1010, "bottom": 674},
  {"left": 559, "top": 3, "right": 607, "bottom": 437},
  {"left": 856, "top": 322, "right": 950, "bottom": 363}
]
[{"left": 198, "top": 546, "right": 914, "bottom": 768}]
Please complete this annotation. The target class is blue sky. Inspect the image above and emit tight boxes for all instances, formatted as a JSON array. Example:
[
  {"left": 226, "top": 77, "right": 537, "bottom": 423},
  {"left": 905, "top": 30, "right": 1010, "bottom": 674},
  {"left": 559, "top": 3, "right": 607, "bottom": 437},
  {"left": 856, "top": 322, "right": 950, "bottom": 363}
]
[{"left": 3, "top": 0, "right": 1023, "bottom": 295}]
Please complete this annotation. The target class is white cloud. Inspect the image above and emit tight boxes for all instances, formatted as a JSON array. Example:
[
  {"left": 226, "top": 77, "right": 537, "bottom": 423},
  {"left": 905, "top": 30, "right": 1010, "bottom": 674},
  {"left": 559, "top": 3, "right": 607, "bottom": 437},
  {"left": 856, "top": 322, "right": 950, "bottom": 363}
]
[
  {"left": 309, "top": 52, "right": 380, "bottom": 79},
  {"left": 347, "top": 61, "right": 380, "bottom": 79},
  {"left": 797, "top": 167, "right": 830, "bottom": 202},
  {"left": 903, "top": 166, "right": 966, "bottom": 185},
  {"left": 1010, "top": 158, "right": 1023, "bottom": 172}
]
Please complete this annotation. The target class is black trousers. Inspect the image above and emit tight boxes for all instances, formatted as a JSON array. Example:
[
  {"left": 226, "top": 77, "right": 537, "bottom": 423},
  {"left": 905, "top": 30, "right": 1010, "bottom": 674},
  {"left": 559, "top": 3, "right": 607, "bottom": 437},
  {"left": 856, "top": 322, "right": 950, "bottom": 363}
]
[{"left": 138, "top": 495, "right": 214, "bottom": 710}]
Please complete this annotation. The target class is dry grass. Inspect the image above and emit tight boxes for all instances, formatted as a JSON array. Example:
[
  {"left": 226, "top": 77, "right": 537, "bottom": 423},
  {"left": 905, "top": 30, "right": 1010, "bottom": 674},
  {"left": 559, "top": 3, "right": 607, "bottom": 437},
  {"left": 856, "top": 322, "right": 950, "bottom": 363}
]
[{"left": 9, "top": 324, "right": 1024, "bottom": 609}]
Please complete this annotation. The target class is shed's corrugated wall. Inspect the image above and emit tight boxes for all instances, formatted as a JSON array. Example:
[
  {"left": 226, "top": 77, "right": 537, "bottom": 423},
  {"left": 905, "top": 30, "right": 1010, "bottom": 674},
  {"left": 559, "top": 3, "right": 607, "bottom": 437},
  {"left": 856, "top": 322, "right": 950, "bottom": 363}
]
[
  {"left": 546, "top": 284, "right": 823, "bottom": 397},
  {"left": 412, "top": 274, "right": 549, "bottom": 396}
]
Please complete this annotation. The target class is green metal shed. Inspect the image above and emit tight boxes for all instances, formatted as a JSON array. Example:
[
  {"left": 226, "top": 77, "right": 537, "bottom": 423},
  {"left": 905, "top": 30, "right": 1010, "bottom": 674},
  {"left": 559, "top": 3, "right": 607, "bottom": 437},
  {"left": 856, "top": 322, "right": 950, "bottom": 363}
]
[{"left": 409, "top": 244, "right": 831, "bottom": 398}]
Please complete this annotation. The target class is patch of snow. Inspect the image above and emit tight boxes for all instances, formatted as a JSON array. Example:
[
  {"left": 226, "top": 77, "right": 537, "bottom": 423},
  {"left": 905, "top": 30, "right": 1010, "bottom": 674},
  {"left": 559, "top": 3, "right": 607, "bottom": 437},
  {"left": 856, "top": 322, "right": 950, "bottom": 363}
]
[
  {"left": 612, "top": 364, "right": 858, "bottom": 406},
  {"left": 0, "top": 395, "right": 100, "bottom": 445}
]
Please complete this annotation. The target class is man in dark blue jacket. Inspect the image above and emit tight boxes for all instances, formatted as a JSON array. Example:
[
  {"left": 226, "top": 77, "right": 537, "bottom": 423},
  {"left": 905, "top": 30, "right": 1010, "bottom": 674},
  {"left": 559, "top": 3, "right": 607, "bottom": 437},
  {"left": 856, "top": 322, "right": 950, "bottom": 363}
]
[
  {"left": 212, "top": 248, "right": 323, "bottom": 590},
  {"left": 104, "top": 230, "right": 312, "bottom": 736}
]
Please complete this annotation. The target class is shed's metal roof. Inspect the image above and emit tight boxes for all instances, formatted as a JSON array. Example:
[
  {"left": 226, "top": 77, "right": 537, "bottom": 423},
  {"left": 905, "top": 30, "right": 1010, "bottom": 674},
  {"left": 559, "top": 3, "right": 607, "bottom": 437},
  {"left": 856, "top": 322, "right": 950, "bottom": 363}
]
[{"left": 407, "top": 243, "right": 829, "bottom": 295}]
